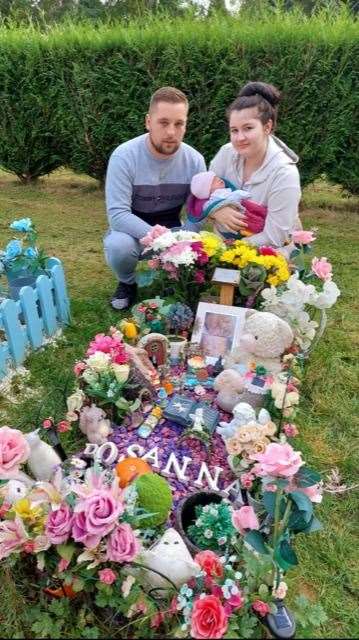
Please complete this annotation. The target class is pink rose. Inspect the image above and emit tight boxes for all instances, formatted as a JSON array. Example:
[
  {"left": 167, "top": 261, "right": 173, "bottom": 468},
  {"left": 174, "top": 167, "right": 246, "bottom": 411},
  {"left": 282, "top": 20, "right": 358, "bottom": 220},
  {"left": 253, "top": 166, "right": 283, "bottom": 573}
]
[
  {"left": 148, "top": 258, "right": 160, "bottom": 269},
  {"left": 223, "top": 591, "right": 245, "bottom": 616},
  {"left": 251, "top": 443, "right": 304, "bottom": 478},
  {"left": 140, "top": 225, "right": 167, "bottom": 247},
  {"left": 46, "top": 503, "right": 73, "bottom": 544},
  {"left": 311, "top": 257, "right": 332, "bottom": 281},
  {"left": 232, "top": 506, "right": 260, "bottom": 535},
  {"left": 57, "top": 420, "right": 71, "bottom": 433},
  {"left": 283, "top": 423, "right": 299, "bottom": 438},
  {"left": 73, "top": 362, "right": 86, "bottom": 376},
  {"left": 0, "top": 516, "right": 28, "bottom": 559},
  {"left": 98, "top": 568, "right": 117, "bottom": 585},
  {"left": 42, "top": 418, "right": 54, "bottom": 429},
  {"left": 0, "top": 427, "right": 30, "bottom": 479},
  {"left": 73, "top": 489, "right": 123, "bottom": 548},
  {"left": 106, "top": 523, "right": 140, "bottom": 563},
  {"left": 252, "top": 600, "right": 270, "bottom": 617},
  {"left": 195, "top": 550, "right": 223, "bottom": 578},
  {"left": 292, "top": 230, "right": 316, "bottom": 245},
  {"left": 191, "top": 595, "right": 228, "bottom": 639},
  {"left": 240, "top": 472, "right": 254, "bottom": 489}
]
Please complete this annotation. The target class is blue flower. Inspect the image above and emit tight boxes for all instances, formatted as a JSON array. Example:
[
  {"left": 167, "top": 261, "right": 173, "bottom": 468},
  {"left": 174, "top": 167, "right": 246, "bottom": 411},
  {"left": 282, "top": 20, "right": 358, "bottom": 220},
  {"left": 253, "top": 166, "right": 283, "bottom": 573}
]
[
  {"left": 24, "top": 247, "right": 38, "bottom": 259},
  {"left": 10, "top": 218, "right": 33, "bottom": 232},
  {"left": 5, "top": 239, "right": 22, "bottom": 261}
]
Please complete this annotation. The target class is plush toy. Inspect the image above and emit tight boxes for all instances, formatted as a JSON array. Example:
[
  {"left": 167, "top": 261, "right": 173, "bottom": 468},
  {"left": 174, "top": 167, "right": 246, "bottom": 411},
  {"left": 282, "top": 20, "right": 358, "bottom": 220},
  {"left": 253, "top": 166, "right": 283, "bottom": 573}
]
[
  {"left": 213, "top": 369, "right": 245, "bottom": 413},
  {"left": 79, "top": 404, "right": 113, "bottom": 445},
  {"left": 217, "top": 402, "right": 273, "bottom": 440},
  {"left": 0, "top": 477, "right": 33, "bottom": 504},
  {"left": 25, "top": 430, "right": 62, "bottom": 481},
  {"left": 140, "top": 528, "right": 200, "bottom": 589},
  {"left": 224, "top": 310, "right": 294, "bottom": 375}
]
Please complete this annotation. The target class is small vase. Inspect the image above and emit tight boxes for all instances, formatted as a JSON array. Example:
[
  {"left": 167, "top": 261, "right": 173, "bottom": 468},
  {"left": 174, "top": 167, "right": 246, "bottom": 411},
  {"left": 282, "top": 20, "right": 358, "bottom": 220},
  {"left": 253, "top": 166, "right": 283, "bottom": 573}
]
[
  {"left": 175, "top": 490, "right": 227, "bottom": 555},
  {"left": 167, "top": 334, "right": 187, "bottom": 363},
  {"left": 6, "top": 268, "right": 46, "bottom": 301}
]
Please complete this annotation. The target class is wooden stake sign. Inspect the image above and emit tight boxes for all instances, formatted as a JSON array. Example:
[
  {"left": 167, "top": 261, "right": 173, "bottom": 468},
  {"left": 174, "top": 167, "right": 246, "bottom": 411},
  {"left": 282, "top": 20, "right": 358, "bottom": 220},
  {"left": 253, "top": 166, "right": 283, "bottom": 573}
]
[{"left": 212, "top": 268, "right": 240, "bottom": 306}]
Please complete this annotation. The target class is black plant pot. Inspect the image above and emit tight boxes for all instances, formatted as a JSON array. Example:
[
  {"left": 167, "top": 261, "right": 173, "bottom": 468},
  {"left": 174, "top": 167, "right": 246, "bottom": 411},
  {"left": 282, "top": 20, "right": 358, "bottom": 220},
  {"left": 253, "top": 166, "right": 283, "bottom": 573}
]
[{"left": 175, "top": 490, "right": 227, "bottom": 555}]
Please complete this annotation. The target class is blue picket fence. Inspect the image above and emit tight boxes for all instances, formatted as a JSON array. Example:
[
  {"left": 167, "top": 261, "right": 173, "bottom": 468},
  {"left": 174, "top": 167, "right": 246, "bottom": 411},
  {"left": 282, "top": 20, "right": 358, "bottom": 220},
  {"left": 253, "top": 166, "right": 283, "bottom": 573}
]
[{"left": 0, "top": 258, "right": 70, "bottom": 380}]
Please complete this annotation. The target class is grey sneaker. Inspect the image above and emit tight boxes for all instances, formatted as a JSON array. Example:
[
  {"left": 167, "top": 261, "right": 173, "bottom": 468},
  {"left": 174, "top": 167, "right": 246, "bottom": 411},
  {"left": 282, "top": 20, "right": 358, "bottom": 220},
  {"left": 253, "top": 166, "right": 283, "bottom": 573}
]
[{"left": 110, "top": 281, "right": 137, "bottom": 311}]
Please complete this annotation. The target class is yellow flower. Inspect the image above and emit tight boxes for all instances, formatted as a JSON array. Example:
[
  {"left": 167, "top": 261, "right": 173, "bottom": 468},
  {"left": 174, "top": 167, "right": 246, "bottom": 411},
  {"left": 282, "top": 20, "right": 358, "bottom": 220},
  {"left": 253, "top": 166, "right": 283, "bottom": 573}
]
[
  {"left": 199, "top": 231, "right": 224, "bottom": 257},
  {"left": 119, "top": 320, "right": 138, "bottom": 340},
  {"left": 12, "top": 498, "right": 45, "bottom": 531}
]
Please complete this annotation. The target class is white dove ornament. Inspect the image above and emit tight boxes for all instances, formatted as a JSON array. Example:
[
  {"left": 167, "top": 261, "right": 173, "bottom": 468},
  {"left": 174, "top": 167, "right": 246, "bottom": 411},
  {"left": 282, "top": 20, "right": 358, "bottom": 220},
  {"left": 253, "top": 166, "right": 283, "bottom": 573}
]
[
  {"left": 25, "top": 430, "right": 62, "bottom": 481},
  {"left": 140, "top": 528, "right": 200, "bottom": 589}
]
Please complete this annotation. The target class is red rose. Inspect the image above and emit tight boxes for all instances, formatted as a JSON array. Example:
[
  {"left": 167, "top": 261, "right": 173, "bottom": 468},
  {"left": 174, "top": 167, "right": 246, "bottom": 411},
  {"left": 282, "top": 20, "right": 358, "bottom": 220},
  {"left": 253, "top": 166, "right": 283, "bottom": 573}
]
[
  {"left": 252, "top": 599, "right": 270, "bottom": 617},
  {"left": 259, "top": 246, "right": 278, "bottom": 256},
  {"left": 195, "top": 550, "right": 223, "bottom": 578},
  {"left": 191, "top": 595, "right": 228, "bottom": 639}
]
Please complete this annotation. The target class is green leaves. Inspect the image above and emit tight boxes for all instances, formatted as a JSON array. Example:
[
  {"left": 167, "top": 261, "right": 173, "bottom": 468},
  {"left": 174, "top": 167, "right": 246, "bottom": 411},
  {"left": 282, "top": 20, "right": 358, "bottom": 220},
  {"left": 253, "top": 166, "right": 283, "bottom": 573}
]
[
  {"left": 274, "top": 539, "right": 298, "bottom": 571},
  {"left": 56, "top": 542, "right": 75, "bottom": 562},
  {"left": 295, "top": 467, "right": 321, "bottom": 487},
  {"left": 244, "top": 530, "right": 270, "bottom": 555}
]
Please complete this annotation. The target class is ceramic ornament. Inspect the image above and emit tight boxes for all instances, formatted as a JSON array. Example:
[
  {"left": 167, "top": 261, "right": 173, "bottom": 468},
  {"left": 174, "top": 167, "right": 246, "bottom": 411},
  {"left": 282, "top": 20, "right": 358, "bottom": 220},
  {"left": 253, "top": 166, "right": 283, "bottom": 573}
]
[
  {"left": 25, "top": 429, "right": 62, "bottom": 481},
  {"left": 140, "top": 528, "right": 200, "bottom": 589}
]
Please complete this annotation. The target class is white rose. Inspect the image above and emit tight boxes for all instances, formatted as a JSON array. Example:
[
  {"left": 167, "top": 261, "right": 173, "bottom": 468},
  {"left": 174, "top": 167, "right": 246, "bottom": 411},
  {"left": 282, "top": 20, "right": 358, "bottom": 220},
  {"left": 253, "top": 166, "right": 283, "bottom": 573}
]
[
  {"left": 66, "top": 388, "right": 85, "bottom": 413},
  {"left": 112, "top": 363, "right": 130, "bottom": 384},
  {"left": 86, "top": 352, "right": 111, "bottom": 373},
  {"left": 82, "top": 369, "right": 99, "bottom": 385}
]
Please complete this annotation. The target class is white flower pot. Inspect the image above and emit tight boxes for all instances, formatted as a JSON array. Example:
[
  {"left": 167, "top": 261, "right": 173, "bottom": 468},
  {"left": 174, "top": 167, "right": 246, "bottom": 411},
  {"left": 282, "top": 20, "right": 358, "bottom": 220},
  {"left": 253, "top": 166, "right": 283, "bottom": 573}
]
[{"left": 167, "top": 335, "right": 187, "bottom": 362}]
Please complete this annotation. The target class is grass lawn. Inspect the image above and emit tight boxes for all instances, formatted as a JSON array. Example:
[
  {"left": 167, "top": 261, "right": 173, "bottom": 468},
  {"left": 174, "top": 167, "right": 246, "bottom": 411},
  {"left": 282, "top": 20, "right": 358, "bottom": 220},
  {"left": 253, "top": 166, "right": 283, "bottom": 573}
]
[{"left": 0, "top": 169, "right": 358, "bottom": 638}]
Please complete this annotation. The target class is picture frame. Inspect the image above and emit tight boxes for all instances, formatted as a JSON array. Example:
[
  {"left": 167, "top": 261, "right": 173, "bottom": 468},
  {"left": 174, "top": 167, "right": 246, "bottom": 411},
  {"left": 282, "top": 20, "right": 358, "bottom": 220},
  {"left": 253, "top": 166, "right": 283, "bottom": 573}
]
[{"left": 191, "top": 302, "right": 248, "bottom": 364}]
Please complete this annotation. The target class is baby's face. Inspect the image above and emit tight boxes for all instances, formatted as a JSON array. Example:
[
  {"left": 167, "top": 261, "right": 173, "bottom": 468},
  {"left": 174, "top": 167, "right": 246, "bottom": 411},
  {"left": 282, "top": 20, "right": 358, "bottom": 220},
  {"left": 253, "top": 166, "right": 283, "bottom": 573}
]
[{"left": 210, "top": 176, "right": 225, "bottom": 192}]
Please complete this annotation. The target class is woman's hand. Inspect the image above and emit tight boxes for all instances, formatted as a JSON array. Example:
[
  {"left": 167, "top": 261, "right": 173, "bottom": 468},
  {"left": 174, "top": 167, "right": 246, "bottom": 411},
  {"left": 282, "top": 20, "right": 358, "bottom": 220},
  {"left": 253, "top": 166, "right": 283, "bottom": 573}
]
[{"left": 211, "top": 205, "right": 248, "bottom": 233}]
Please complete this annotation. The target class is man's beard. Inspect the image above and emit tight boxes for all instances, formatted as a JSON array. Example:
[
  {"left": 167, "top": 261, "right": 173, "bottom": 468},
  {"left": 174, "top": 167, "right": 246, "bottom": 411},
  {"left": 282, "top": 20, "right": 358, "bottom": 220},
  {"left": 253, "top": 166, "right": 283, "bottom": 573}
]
[{"left": 149, "top": 134, "right": 180, "bottom": 156}]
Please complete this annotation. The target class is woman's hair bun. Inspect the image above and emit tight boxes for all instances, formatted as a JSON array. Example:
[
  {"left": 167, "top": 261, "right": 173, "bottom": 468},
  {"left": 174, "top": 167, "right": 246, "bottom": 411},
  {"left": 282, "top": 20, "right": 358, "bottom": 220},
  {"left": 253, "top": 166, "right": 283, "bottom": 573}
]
[{"left": 238, "top": 81, "right": 281, "bottom": 107}]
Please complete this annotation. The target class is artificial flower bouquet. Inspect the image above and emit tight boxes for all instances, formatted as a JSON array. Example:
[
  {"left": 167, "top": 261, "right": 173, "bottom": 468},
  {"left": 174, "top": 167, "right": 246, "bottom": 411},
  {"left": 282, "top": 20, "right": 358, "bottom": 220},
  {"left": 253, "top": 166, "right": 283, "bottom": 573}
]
[
  {"left": 260, "top": 230, "right": 340, "bottom": 353},
  {"left": 220, "top": 241, "right": 291, "bottom": 307},
  {"left": 136, "top": 226, "right": 225, "bottom": 307},
  {"left": 69, "top": 329, "right": 140, "bottom": 422},
  {"left": 0, "top": 217, "right": 49, "bottom": 277}
]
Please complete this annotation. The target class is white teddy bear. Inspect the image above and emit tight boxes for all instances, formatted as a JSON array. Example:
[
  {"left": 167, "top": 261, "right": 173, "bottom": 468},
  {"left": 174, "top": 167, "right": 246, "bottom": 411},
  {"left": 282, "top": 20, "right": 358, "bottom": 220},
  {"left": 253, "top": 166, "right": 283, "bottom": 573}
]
[
  {"left": 79, "top": 405, "right": 113, "bottom": 445},
  {"left": 224, "top": 310, "right": 294, "bottom": 375}
]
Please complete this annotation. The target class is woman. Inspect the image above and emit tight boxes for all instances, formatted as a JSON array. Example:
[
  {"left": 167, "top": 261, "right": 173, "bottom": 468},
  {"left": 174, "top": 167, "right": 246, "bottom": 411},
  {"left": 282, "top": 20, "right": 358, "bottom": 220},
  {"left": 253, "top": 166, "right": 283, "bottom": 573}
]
[{"left": 209, "top": 81, "right": 301, "bottom": 248}]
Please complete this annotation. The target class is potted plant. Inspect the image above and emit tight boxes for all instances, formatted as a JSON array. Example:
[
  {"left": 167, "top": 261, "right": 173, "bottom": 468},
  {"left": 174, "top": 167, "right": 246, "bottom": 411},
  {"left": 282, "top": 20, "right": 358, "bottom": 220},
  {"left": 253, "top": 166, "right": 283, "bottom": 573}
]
[
  {"left": 0, "top": 217, "right": 49, "bottom": 300},
  {"left": 175, "top": 490, "right": 235, "bottom": 555},
  {"left": 163, "top": 302, "right": 194, "bottom": 363}
]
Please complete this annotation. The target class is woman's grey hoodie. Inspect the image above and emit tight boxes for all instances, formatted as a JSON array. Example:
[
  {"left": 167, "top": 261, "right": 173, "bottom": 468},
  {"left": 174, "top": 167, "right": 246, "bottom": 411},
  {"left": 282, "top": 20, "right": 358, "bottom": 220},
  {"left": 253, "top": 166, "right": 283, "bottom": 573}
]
[{"left": 209, "top": 135, "right": 301, "bottom": 247}]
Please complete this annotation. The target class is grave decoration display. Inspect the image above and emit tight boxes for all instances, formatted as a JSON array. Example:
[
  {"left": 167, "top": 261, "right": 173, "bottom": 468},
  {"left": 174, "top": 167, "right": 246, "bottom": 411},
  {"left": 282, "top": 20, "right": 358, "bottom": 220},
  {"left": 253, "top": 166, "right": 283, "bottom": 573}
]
[
  {"left": 0, "top": 217, "right": 49, "bottom": 278},
  {"left": 0, "top": 228, "right": 337, "bottom": 638}
]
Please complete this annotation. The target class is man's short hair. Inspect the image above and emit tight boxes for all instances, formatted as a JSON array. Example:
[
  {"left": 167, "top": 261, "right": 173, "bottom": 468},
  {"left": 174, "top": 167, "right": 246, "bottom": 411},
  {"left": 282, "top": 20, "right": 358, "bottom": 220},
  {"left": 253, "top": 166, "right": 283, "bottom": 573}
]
[{"left": 149, "top": 86, "right": 188, "bottom": 111}]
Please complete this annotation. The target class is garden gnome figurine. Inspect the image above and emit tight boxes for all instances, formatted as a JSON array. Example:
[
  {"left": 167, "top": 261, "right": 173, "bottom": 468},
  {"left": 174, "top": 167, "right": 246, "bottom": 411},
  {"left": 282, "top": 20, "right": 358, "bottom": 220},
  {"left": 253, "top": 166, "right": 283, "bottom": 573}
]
[{"left": 25, "top": 429, "right": 62, "bottom": 481}]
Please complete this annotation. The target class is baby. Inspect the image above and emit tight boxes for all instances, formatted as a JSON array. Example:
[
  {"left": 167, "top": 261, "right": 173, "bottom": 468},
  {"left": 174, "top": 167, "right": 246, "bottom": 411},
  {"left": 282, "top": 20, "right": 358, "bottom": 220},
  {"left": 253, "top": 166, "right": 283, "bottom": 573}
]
[{"left": 187, "top": 170, "right": 267, "bottom": 240}]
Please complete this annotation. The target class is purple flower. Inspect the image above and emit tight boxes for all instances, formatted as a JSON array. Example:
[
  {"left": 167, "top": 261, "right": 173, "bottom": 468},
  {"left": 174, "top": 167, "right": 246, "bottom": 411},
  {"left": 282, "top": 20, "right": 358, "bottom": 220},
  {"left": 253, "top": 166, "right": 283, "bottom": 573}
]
[
  {"left": 46, "top": 503, "right": 73, "bottom": 544},
  {"left": 106, "top": 523, "right": 140, "bottom": 563},
  {"left": 72, "top": 489, "right": 123, "bottom": 548}
]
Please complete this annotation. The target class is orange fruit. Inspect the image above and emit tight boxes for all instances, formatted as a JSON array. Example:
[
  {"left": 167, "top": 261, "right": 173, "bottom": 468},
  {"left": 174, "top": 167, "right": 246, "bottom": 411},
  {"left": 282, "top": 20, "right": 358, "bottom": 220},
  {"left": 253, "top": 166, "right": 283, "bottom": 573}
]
[{"left": 115, "top": 457, "right": 152, "bottom": 488}]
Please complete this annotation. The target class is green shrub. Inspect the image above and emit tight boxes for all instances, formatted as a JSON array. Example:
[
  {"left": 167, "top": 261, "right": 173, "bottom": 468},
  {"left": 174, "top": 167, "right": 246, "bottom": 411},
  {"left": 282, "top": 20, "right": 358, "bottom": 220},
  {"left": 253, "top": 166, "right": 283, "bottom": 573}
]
[{"left": 0, "top": 11, "right": 357, "bottom": 190}]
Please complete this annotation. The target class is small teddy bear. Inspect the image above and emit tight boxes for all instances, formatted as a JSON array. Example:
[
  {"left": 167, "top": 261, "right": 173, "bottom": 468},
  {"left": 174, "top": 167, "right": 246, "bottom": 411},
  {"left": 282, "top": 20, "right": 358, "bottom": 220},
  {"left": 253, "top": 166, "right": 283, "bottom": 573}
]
[
  {"left": 79, "top": 404, "right": 113, "bottom": 445},
  {"left": 213, "top": 369, "right": 245, "bottom": 413},
  {"left": 224, "top": 310, "right": 294, "bottom": 375}
]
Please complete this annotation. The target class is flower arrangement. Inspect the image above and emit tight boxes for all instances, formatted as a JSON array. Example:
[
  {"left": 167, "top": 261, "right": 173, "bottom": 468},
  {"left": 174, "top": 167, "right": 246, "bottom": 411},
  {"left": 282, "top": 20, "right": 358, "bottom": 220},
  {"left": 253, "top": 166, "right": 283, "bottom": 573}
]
[
  {"left": 132, "top": 299, "right": 166, "bottom": 334},
  {"left": 137, "top": 226, "right": 225, "bottom": 306},
  {"left": 163, "top": 302, "right": 194, "bottom": 336},
  {"left": 70, "top": 329, "right": 138, "bottom": 422},
  {"left": 261, "top": 231, "right": 340, "bottom": 351},
  {"left": 187, "top": 502, "right": 236, "bottom": 552},
  {"left": 220, "top": 241, "right": 290, "bottom": 306},
  {"left": 0, "top": 217, "right": 49, "bottom": 276}
]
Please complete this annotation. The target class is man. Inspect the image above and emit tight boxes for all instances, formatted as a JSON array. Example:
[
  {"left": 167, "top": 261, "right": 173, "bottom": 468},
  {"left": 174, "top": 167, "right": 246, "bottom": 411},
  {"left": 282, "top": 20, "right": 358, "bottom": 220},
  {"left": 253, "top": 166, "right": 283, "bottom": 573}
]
[{"left": 104, "top": 86, "right": 206, "bottom": 310}]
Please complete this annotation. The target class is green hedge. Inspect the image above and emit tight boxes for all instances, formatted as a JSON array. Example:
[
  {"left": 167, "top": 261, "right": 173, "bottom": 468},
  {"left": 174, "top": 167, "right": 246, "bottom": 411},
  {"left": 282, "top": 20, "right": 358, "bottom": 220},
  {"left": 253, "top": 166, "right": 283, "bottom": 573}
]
[{"left": 0, "top": 14, "right": 358, "bottom": 190}]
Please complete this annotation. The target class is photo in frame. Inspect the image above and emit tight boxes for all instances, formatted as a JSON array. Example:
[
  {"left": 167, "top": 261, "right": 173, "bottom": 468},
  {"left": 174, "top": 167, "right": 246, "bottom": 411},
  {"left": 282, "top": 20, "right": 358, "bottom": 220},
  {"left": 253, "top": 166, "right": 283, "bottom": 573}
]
[{"left": 191, "top": 302, "right": 248, "bottom": 364}]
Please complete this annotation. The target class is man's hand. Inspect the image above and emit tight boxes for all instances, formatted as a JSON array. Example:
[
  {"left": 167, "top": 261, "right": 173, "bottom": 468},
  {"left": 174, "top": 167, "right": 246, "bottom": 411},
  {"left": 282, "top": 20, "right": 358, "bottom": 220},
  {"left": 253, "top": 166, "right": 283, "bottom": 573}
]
[{"left": 211, "top": 205, "right": 248, "bottom": 233}]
